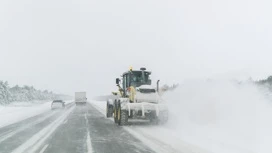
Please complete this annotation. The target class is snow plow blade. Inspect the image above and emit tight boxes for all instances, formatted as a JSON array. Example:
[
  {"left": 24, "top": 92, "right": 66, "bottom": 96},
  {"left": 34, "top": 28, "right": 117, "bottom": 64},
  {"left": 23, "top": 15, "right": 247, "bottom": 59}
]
[{"left": 124, "top": 102, "right": 168, "bottom": 117}]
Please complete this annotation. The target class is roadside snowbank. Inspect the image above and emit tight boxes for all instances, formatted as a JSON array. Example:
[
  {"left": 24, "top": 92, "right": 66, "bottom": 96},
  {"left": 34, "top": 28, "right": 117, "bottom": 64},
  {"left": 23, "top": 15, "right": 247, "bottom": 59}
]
[
  {"left": 0, "top": 100, "right": 74, "bottom": 128},
  {"left": 164, "top": 80, "right": 272, "bottom": 153},
  {"left": 91, "top": 80, "right": 272, "bottom": 153},
  {"left": 90, "top": 100, "right": 211, "bottom": 153}
]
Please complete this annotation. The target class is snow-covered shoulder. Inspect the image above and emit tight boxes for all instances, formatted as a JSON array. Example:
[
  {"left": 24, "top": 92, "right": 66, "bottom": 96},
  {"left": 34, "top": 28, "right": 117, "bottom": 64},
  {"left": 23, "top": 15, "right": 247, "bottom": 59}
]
[{"left": 0, "top": 100, "right": 72, "bottom": 128}]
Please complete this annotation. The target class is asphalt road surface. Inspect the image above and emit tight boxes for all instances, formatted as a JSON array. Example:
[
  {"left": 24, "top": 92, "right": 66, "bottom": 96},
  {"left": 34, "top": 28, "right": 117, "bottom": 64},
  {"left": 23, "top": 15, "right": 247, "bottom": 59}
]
[{"left": 0, "top": 103, "right": 155, "bottom": 153}]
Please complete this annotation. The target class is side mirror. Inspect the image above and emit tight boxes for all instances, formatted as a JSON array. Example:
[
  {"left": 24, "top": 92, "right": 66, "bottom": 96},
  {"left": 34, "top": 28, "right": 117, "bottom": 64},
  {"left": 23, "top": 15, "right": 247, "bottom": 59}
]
[{"left": 116, "top": 78, "right": 120, "bottom": 85}]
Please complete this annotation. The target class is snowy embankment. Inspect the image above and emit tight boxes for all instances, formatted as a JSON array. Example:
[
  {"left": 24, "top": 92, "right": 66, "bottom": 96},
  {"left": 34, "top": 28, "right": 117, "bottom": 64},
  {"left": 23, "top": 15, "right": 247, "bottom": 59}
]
[
  {"left": 163, "top": 80, "right": 272, "bottom": 153},
  {"left": 0, "top": 100, "right": 74, "bottom": 128},
  {"left": 91, "top": 80, "right": 272, "bottom": 153},
  {"left": 90, "top": 101, "right": 211, "bottom": 153}
]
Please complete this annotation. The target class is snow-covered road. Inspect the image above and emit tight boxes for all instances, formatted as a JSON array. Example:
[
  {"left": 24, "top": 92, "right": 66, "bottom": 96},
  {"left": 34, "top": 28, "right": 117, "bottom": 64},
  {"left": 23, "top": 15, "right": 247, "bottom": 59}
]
[
  {"left": 0, "top": 102, "right": 75, "bottom": 153},
  {"left": 0, "top": 100, "right": 74, "bottom": 128},
  {"left": 0, "top": 89, "right": 263, "bottom": 153},
  {"left": 90, "top": 100, "right": 212, "bottom": 153},
  {"left": 0, "top": 102, "right": 157, "bottom": 153}
]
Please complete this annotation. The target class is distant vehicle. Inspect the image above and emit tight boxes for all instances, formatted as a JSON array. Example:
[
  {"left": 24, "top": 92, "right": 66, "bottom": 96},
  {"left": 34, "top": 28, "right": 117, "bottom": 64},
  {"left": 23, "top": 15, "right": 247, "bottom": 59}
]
[
  {"left": 51, "top": 100, "right": 65, "bottom": 110},
  {"left": 75, "top": 92, "right": 87, "bottom": 105}
]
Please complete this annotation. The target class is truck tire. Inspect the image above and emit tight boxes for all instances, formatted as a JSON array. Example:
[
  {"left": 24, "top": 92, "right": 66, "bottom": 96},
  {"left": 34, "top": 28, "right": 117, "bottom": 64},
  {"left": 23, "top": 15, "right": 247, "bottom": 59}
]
[
  {"left": 106, "top": 102, "right": 109, "bottom": 117},
  {"left": 117, "top": 101, "right": 128, "bottom": 126},
  {"left": 119, "top": 110, "right": 128, "bottom": 126},
  {"left": 114, "top": 100, "right": 118, "bottom": 124},
  {"left": 106, "top": 101, "right": 113, "bottom": 118}
]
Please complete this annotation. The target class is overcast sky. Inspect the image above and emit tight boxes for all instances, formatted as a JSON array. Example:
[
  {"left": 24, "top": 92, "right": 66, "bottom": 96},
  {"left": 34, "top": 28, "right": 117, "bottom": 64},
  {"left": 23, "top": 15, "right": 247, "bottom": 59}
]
[{"left": 0, "top": 0, "right": 272, "bottom": 96}]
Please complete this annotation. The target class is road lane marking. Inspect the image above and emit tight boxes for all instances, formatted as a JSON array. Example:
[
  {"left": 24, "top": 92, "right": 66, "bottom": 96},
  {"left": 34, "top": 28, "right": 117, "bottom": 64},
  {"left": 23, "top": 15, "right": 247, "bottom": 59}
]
[
  {"left": 86, "top": 131, "right": 93, "bottom": 153},
  {"left": 39, "top": 144, "right": 49, "bottom": 153},
  {"left": 0, "top": 112, "right": 58, "bottom": 143},
  {"left": 0, "top": 103, "right": 75, "bottom": 143},
  {"left": 85, "top": 113, "right": 93, "bottom": 153},
  {"left": 62, "top": 119, "right": 68, "bottom": 124},
  {"left": 11, "top": 106, "right": 75, "bottom": 153}
]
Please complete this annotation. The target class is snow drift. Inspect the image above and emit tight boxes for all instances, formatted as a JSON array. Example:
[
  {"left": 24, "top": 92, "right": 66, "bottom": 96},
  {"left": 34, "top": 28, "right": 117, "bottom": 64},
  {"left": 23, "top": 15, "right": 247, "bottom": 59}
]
[{"left": 163, "top": 79, "right": 272, "bottom": 153}]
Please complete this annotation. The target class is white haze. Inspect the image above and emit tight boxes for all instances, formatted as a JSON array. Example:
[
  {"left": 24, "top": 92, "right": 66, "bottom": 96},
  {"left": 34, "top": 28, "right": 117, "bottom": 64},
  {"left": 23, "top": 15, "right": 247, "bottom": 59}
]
[
  {"left": 164, "top": 80, "right": 272, "bottom": 153},
  {"left": 0, "top": 0, "right": 272, "bottom": 96}
]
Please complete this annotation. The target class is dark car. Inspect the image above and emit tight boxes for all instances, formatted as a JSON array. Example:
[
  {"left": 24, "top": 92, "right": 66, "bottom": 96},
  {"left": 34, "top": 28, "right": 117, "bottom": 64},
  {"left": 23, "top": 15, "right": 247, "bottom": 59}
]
[{"left": 51, "top": 100, "right": 65, "bottom": 110}]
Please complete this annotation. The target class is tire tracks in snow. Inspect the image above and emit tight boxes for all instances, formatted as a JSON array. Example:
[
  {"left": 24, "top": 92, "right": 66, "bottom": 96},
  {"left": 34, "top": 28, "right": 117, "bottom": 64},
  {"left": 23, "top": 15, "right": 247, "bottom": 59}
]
[
  {"left": 85, "top": 113, "right": 93, "bottom": 153},
  {"left": 124, "top": 127, "right": 180, "bottom": 153},
  {"left": 0, "top": 102, "right": 75, "bottom": 144},
  {"left": 90, "top": 101, "right": 211, "bottom": 153},
  {"left": 90, "top": 102, "right": 180, "bottom": 153},
  {"left": 124, "top": 127, "right": 212, "bottom": 153},
  {"left": 10, "top": 106, "right": 75, "bottom": 153},
  {"left": 0, "top": 111, "right": 58, "bottom": 143}
]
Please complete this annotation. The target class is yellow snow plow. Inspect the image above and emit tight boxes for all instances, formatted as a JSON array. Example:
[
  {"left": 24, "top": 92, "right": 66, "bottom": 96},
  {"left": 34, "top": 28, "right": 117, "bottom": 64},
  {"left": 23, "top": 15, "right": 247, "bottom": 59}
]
[{"left": 106, "top": 67, "right": 168, "bottom": 126}]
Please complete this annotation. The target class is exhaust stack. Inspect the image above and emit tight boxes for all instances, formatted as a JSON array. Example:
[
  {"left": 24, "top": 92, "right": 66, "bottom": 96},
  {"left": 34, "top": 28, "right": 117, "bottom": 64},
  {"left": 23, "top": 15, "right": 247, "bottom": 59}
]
[{"left": 157, "top": 80, "right": 160, "bottom": 93}]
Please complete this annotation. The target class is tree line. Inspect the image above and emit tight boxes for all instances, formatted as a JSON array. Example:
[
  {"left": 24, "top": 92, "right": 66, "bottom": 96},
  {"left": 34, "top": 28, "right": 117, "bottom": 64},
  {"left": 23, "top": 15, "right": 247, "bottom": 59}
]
[
  {"left": 256, "top": 76, "right": 272, "bottom": 91},
  {"left": 0, "top": 81, "right": 71, "bottom": 105}
]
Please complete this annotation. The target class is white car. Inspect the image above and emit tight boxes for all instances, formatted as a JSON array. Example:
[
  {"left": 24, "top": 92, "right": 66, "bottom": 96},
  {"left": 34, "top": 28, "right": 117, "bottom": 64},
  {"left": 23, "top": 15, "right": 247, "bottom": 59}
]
[{"left": 51, "top": 100, "right": 65, "bottom": 110}]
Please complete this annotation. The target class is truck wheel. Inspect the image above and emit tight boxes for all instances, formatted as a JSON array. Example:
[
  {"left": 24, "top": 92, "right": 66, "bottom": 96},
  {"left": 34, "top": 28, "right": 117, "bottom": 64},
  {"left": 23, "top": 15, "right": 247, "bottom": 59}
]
[
  {"left": 106, "top": 101, "right": 113, "bottom": 118},
  {"left": 106, "top": 101, "right": 109, "bottom": 117},
  {"left": 117, "top": 101, "right": 121, "bottom": 125},
  {"left": 118, "top": 101, "right": 128, "bottom": 126},
  {"left": 114, "top": 100, "right": 118, "bottom": 124},
  {"left": 119, "top": 110, "right": 128, "bottom": 126},
  {"left": 106, "top": 102, "right": 109, "bottom": 117},
  {"left": 109, "top": 106, "right": 113, "bottom": 117}
]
